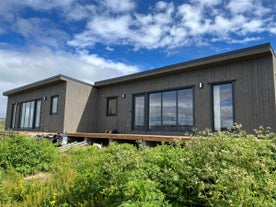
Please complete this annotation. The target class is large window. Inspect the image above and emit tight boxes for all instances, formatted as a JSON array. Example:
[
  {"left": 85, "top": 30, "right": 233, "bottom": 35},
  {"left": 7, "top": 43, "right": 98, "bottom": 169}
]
[
  {"left": 134, "top": 88, "right": 194, "bottom": 131},
  {"left": 19, "top": 99, "right": 41, "bottom": 129},
  {"left": 213, "top": 83, "right": 234, "bottom": 130},
  {"left": 50, "top": 95, "right": 59, "bottom": 115},
  {"left": 107, "top": 97, "right": 117, "bottom": 116}
]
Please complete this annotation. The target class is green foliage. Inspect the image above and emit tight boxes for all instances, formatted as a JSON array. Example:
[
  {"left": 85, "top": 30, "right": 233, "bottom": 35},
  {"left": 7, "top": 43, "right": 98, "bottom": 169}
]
[
  {"left": 0, "top": 128, "right": 276, "bottom": 206},
  {"left": 0, "top": 120, "right": 5, "bottom": 130},
  {"left": 0, "top": 134, "right": 59, "bottom": 175}
]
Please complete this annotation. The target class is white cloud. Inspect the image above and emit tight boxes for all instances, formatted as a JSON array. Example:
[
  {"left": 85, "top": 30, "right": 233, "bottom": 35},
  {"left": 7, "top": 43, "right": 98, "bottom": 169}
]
[
  {"left": 97, "top": 0, "right": 136, "bottom": 13},
  {"left": 68, "top": 0, "right": 275, "bottom": 50},
  {"left": 0, "top": 47, "right": 140, "bottom": 118}
]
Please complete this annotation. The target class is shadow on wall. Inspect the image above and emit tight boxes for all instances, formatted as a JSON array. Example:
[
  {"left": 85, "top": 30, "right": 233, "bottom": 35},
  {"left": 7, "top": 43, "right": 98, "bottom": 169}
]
[{"left": 77, "top": 88, "right": 99, "bottom": 133}]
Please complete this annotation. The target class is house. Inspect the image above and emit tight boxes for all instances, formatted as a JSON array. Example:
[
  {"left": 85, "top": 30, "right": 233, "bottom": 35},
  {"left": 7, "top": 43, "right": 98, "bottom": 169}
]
[{"left": 3, "top": 43, "right": 276, "bottom": 135}]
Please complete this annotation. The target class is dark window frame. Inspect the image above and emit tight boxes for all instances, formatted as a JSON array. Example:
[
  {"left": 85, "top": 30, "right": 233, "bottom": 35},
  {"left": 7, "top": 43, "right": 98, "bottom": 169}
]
[
  {"left": 106, "top": 96, "right": 118, "bottom": 116},
  {"left": 50, "top": 95, "right": 59, "bottom": 115},
  {"left": 133, "top": 94, "right": 146, "bottom": 130},
  {"left": 210, "top": 80, "right": 235, "bottom": 131},
  {"left": 19, "top": 99, "right": 42, "bottom": 130},
  {"left": 10, "top": 103, "right": 17, "bottom": 129},
  {"left": 132, "top": 86, "right": 194, "bottom": 132}
]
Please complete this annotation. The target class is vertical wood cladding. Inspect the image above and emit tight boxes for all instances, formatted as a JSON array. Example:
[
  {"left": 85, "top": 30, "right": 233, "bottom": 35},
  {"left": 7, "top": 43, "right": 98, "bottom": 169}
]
[
  {"left": 97, "top": 54, "right": 276, "bottom": 134},
  {"left": 5, "top": 82, "right": 66, "bottom": 132}
]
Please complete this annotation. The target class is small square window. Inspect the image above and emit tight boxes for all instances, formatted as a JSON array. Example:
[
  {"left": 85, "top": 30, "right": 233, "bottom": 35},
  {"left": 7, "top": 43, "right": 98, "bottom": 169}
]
[
  {"left": 107, "top": 97, "right": 117, "bottom": 116},
  {"left": 50, "top": 95, "right": 59, "bottom": 115}
]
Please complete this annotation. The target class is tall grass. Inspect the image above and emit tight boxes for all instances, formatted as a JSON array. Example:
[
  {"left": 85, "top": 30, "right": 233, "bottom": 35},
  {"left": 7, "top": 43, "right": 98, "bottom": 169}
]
[{"left": 0, "top": 120, "right": 5, "bottom": 130}]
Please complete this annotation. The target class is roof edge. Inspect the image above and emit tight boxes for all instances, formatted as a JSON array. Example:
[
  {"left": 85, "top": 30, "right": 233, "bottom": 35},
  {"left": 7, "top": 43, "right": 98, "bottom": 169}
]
[
  {"left": 3, "top": 74, "right": 92, "bottom": 96},
  {"left": 95, "top": 42, "right": 273, "bottom": 87}
]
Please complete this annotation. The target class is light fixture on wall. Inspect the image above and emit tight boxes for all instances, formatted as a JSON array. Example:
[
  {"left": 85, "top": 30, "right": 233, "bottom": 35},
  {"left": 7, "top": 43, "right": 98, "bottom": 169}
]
[
  {"left": 43, "top": 96, "right": 47, "bottom": 101},
  {"left": 122, "top": 93, "right": 126, "bottom": 99},
  {"left": 198, "top": 82, "right": 203, "bottom": 89}
]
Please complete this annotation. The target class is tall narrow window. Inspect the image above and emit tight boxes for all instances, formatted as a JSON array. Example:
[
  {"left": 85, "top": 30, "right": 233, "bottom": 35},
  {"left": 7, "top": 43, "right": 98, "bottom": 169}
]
[
  {"left": 162, "top": 91, "right": 176, "bottom": 129},
  {"left": 149, "top": 93, "right": 161, "bottom": 129},
  {"left": 35, "top": 100, "right": 41, "bottom": 128},
  {"left": 134, "top": 95, "right": 145, "bottom": 129},
  {"left": 178, "top": 88, "right": 193, "bottom": 127},
  {"left": 50, "top": 96, "right": 58, "bottom": 115},
  {"left": 213, "top": 83, "right": 234, "bottom": 130},
  {"left": 10, "top": 103, "right": 17, "bottom": 129},
  {"left": 107, "top": 97, "right": 117, "bottom": 116}
]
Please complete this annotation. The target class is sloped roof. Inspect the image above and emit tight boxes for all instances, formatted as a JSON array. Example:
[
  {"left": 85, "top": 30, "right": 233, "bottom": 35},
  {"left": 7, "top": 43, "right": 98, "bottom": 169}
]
[
  {"left": 3, "top": 74, "right": 92, "bottom": 96},
  {"left": 94, "top": 43, "right": 275, "bottom": 87}
]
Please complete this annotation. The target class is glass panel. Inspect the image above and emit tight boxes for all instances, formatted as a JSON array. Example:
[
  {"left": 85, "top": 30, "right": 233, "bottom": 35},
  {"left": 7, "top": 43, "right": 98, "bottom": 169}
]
[
  {"left": 35, "top": 100, "right": 41, "bottom": 128},
  {"left": 149, "top": 93, "right": 161, "bottom": 129},
  {"left": 24, "top": 102, "right": 30, "bottom": 128},
  {"left": 29, "top": 101, "right": 35, "bottom": 128},
  {"left": 178, "top": 89, "right": 193, "bottom": 126},
  {"left": 162, "top": 91, "right": 176, "bottom": 128},
  {"left": 20, "top": 103, "right": 25, "bottom": 128},
  {"left": 213, "top": 83, "right": 233, "bottom": 130},
  {"left": 51, "top": 96, "right": 58, "bottom": 114},
  {"left": 134, "top": 95, "right": 145, "bottom": 127},
  {"left": 11, "top": 104, "right": 17, "bottom": 129},
  {"left": 107, "top": 97, "right": 117, "bottom": 115}
]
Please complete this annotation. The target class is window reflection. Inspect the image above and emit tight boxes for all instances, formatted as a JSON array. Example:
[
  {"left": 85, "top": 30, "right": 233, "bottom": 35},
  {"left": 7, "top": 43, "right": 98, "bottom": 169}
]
[
  {"left": 178, "top": 89, "right": 193, "bottom": 126},
  {"left": 213, "top": 83, "right": 233, "bottom": 130},
  {"left": 134, "top": 95, "right": 145, "bottom": 128},
  {"left": 147, "top": 88, "right": 194, "bottom": 131},
  {"left": 149, "top": 93, "right": 161, "bottom": 129}
]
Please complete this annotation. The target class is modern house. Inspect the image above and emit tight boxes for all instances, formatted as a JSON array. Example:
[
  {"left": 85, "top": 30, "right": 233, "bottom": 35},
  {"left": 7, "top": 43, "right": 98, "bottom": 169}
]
[{"left": 3, "top": 43, "right": 276, "bottom": 135}]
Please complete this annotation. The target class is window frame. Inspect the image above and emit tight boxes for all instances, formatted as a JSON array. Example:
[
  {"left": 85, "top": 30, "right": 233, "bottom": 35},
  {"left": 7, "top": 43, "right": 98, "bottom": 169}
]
[
  {"left": 19, "top": 99, "right": 42, "bottom": 130},
  {"left": 106, "top": 96, "right": 118, "bottom": 116},
  {"left": 133, "top": 94, "right": 146, "bottom": 130},
  {"left": 50, "top": 95, "right": 59, "bottom": 115},
  {"left": 211, "top": 81, "right": 235, "bottom": 131},
  {"left": 10, "top": 103, "right": 17, "bottom": 129},
  {"left": 132, "top": 87, "right": 194, "bottom": 132}
]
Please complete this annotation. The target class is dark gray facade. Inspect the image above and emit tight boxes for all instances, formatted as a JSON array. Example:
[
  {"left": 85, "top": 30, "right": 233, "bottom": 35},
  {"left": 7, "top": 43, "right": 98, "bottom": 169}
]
[{"left": 3, "top": 43, "right": 276, "bottom": 134}]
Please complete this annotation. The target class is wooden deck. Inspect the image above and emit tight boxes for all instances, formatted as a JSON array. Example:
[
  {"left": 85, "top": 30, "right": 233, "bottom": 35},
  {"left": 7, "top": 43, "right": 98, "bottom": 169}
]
[
  {"left": 0, "top": 131, "right": 190, "bottom": 143},
  {"left": 66, "top": 132, "right": 190, "bottom": 143}
]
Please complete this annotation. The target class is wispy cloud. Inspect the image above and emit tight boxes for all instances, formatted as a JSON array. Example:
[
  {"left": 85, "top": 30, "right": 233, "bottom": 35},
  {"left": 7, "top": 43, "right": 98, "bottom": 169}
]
[{"left": 67, "top": 0, "right": 276, "bottom": 50}]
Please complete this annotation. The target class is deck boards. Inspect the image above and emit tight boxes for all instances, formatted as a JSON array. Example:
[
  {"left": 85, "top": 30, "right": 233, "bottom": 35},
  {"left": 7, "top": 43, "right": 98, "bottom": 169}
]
[
  {"left": 66, "top": 132, "right": 190, "bottom": 142},
  {"left": 0, "top": 131, "right": 190, "bottom": 143}
]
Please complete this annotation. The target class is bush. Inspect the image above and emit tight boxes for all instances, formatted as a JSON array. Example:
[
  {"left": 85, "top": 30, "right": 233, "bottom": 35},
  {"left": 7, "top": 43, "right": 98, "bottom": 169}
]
[
  {"left": 0, "top": 134, "right": 59, "bottom": 175},
  {"left": 0, "top": 128, "right": 276, "bottom": 206}
]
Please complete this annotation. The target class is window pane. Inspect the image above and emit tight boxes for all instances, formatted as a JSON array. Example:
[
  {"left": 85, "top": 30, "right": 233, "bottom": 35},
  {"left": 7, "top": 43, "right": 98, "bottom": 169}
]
[
  {"left": 107, "top": 97, "right": 117, "bottom": 116},
  {"left": 29, "top": 101, "right": 35, "bottom": 128},
  {"left": 149, "top": 93, "right": 161, "bottom": 129},
  {"left": 35, "top": 100, "right": 41, "bottom": 128},
  {"left": 178, "top": 89, "right": 193, "bottom": 126},
  {"left": 11, "top": 104, "right": 17, "bottom": 129},
  {"left": 134, "top": 95, "right": 145, "bottom": 127},
  {"left": 213, "top": 83, "right": 233, "bottom": 130},
  {"left": 24, "top": 102, "right": 30, "bottom": 128},
  {"left": 51, "top": 96, "right": 58, "bottom": 114},
  {"left": 20, "top": 103, "right": 25, "bottom": 128},
  {"left": 162, "top": 91, "right": 176, "bottom": 128}
]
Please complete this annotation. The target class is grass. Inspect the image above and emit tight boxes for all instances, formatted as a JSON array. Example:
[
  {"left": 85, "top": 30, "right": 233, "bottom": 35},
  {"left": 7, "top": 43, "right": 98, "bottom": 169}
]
[{"left": 0, "top": 120, "right": 5, "bottom": 130}]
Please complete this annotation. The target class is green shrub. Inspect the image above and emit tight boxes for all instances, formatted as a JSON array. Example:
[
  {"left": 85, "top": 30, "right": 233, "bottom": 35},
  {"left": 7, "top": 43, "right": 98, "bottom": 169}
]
[
  {"left": 0, "top": 134, "right": 59, "bottom": 175},
  {"left": 1, "top": 128, "right": 276, "bottom": 206}
]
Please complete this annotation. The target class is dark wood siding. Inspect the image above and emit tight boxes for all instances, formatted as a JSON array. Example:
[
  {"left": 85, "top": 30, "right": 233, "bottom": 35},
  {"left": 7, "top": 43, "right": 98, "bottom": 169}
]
[
  {"left": 5, "top": 82, "right": 66, "bottom": 132},
  {"left": 96, "top": 54, "right": 276, "bottom": 134}
]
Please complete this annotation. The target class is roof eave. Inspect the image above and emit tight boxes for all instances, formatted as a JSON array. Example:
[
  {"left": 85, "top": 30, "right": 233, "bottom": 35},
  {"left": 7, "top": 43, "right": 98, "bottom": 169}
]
[{"left": 95, "top": 43, "right": 273, "bottom": 87}]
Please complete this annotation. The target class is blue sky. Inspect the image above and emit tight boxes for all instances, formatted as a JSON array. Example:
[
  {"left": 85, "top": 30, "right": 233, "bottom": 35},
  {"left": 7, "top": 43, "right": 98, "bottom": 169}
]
[{"left": 1, "top": 0, "right": 276, "bottom": 118}]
